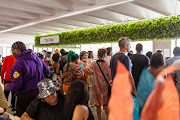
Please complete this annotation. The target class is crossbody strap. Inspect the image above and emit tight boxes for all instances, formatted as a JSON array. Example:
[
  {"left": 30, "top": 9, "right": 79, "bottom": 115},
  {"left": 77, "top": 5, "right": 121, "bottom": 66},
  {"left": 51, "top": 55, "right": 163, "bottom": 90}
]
[{"left": 96, "top": 61, "right": 110, "bottom": 87}]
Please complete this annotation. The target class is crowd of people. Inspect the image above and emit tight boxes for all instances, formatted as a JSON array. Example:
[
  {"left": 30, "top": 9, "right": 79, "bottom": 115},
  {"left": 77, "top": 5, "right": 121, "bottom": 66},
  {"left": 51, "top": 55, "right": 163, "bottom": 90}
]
[{"left": 0, "top": 37, "right": 180, "bottom": 120}]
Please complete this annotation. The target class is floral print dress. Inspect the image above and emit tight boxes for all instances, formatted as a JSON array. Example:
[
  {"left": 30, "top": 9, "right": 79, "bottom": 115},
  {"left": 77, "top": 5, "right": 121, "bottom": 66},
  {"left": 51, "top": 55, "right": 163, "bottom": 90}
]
[
  {"left": 63, "top": 63, "right": 84, "bottom": 85},
  {"left": 85, "top": 60, "right": 112, "bottom": 106}
]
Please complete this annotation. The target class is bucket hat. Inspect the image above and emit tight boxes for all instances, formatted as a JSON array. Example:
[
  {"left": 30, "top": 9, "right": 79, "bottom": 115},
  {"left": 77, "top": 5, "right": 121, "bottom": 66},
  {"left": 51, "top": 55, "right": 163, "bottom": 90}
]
[{"left": 37, "top": 78, "right": 59, "bottom": 99}]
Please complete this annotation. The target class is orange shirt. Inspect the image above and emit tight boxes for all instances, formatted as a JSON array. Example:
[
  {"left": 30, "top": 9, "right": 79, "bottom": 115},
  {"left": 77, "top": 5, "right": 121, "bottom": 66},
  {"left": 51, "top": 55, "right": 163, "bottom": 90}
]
[{"left": 1, "top": 55, "right": 16, "bottom": 81}]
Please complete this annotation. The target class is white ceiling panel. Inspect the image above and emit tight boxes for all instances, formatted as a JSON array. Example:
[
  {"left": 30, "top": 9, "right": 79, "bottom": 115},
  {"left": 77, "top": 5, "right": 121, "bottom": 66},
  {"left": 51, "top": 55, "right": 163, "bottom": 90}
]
[{"left": 0, "top": 0, "right": 179, "bottom": 45}]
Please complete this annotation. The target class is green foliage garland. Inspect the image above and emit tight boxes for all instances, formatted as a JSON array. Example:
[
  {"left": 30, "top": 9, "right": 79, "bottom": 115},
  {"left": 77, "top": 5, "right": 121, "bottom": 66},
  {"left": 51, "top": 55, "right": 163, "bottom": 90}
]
[{"left": 35, "top": 16, "right": 180, "bottom": 47}]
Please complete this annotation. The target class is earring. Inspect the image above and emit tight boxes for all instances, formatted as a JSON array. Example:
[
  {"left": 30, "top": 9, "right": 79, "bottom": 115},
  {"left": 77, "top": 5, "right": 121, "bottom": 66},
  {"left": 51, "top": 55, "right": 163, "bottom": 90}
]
[{"left": 41, "top": 99, "right": 45, "bottom": 102}]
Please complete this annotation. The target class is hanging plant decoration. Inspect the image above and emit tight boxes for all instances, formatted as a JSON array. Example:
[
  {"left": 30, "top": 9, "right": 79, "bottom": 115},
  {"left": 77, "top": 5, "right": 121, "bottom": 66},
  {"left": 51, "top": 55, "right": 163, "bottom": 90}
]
[{"left": 35, "top": 16, "right": 180, "bottom": 47}]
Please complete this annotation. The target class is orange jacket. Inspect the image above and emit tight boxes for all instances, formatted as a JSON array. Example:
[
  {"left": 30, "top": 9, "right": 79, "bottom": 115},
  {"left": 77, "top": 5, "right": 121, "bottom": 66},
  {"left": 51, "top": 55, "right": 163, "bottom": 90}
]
[{"left": 1, "top": 55, "right": 16, "bottom": 81}]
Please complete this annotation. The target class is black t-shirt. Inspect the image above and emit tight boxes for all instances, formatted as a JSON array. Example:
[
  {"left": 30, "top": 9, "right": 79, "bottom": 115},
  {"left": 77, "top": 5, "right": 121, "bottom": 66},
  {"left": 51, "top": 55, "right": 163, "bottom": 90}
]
[
  {"left": 26, "top": 91, "right": 65, "bottom": 120},
  {"left": 110, "top": 53, "right": 131, "bottom": 80},
  {"left": 131, "top": 54, "right": 149, "bottom": 88}
]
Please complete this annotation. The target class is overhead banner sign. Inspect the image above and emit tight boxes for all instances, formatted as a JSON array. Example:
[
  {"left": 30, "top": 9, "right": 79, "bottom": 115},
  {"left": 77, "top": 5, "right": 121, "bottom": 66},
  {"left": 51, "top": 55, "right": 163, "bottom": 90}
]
[{"left": 40, "top": 35, "right": 59, "bottom": 44}]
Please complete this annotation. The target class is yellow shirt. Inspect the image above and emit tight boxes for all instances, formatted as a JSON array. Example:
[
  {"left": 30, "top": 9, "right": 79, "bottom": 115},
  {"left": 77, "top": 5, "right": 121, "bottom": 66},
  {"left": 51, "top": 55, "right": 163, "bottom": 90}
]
[{"left": 50, "top": 58, "right": 55, "bottom": 65}]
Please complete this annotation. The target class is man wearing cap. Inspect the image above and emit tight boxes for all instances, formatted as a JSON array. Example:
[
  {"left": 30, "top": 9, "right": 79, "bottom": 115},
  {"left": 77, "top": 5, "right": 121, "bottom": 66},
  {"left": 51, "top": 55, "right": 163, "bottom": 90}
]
[{"left": 4, "top": 41, "right": 50, "bottom": 117}]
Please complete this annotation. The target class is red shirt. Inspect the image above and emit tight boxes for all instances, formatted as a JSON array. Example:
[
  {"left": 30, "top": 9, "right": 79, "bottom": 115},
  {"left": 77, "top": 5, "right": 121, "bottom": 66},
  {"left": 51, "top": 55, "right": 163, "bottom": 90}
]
[{"left": 1, "top": 55, "right": 16, "bottom": 81}]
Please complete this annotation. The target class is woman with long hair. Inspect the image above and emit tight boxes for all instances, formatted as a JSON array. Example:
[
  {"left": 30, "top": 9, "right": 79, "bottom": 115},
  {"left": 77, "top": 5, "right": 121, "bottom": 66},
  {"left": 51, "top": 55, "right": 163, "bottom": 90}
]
[
  {"left": 52, "top": 53, "right": 62, "bottom": 88},
  {"left": 137, "top": 52, "right": 165, "bottom": 114},
  {"left": 147, "top": 52, "right": 165, "bottom": 78},
  {"left": 62, "top": 51, "right": 84, "bottom": 94},
  {"left": 64, "top": 80, "right": 94, "bottom": 120}
]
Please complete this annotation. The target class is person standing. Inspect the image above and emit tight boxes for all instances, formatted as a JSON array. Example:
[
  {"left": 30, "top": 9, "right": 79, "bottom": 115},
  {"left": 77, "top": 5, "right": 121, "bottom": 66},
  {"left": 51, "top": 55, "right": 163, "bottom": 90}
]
[
  {"left": 62, "top": 51, "right": 84, "bottom": 94},
  {"left": 4, "top": 41, "right": 50, "bottom": 117},
  {"left": 165, "top": 46, "right": 180, "bottom": 66},
  {"left": 172, "top": 59, "right": 180, "bottom": 99},
  {"left": 110, "top": 37, "right": 136, "bottom": 96},
  {"left": 146, "top": 51, "right": 153, "bottom": 59},
  {"left": 85, "top": 49, "right": 111, "bottom": 120},
  {"left": 86, "top": 51, "right": 94, "bottom": 108},
  {"left": 87, "top": 51, "right": 94, "bottom": 65},
  {"left": 0, "top": 84, "right": 8, "bottom": 109},
  {"left": 131, "top": 43, "right": 149, "bottom": 89},
  {"left": 60, "top": 49, "right": 68, "bottom": 73},
  {"left": 52, "top": 53, "right": 61, "bottom": 88},
  {"left": 79, "top": 51, "right": 88, "bottom": 70},
  {"left": 104, "top": 47, "right": 112, "bottom": 66},
  {"left": 1, "top": 54, "right": 16, "bottom": 111},
  {"left": 44, "top": 51, "right": 52, "bottom": 67}
]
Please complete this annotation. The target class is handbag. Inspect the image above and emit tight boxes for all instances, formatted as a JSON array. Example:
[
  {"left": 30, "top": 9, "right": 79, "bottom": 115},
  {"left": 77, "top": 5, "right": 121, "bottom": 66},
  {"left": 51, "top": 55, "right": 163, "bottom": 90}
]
[{"left": 96, "top": 61, "right": 112, "bottom": 96}]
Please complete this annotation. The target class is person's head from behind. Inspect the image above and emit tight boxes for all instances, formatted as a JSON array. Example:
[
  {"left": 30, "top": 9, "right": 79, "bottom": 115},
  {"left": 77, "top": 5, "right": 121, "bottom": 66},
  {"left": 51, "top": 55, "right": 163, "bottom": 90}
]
[
  {"left": 118, "top": 37, "right": 131, "bottom": 52},
  {"left": 45, "top": 51, "right": 52, "bottom": 58},
  {"left": 37, "top": 52, "right": 44, "bottom": 60},
  {"left": 68, "top": 51, "right": 79, "bottom": 64},
  {"left": 60, "top": 49, "right": 67, "bottom": 56},
  {"left": 146, "top": 51, "right": 152, "bottom": 59},
  {"left": 98, "top": 48, "right": 107, "bottom": 60},
  {"left": 156, "top": 50, "right": 162, "bottom": 53},
  {"left": 64, "top": 80, "right": 89, "bottom": 119},
  {"left": 150, "top": 52, "right": 164, "bottom": 68},
  {"left": 11, "top": 41, "right": 26, "bottom": 58},
  {"left": 88, "top": 51, "right": 94, "bottom": 59},
  {"left": 66, "top": 51, "right": 79, "bottom": 72},
  {"left": 52, "top": 53, "right": 60, "bottom": 63},
  {"left": 130, "top": 50, "right": 133, "bottom": 54},
  {"left": 173, "top": 46, "right": 180, "bottom": 56},
  {"left": 136, "top": 43, "right": 143, "bottom": 52},
  {"left": 127, "top": 52, "right": 133, "bottom": 58},
  {"left": 80, "top": 51, "right": 88, "bottom": 60},
  {"left": 106, "top": 47, "right": 112, "bottom": 56},
  {"left": 37, "top": 78, "right": 59, "bottom": 106}
]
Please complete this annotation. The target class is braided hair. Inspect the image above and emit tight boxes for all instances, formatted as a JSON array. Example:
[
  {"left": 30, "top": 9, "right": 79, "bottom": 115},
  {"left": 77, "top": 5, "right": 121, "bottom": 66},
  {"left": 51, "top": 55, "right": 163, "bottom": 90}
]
[
  {"left": 66, "top": 51, "right": 76, "bottom": 72},
  {"left": 12, "top": 41, "right": 26, "bottom": 51}
]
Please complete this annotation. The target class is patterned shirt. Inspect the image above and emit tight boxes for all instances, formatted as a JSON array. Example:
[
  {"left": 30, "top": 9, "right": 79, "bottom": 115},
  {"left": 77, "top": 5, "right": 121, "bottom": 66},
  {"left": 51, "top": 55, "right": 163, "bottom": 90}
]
[{"left": 63, "top": 63, "right": 84, "bottom": 85}]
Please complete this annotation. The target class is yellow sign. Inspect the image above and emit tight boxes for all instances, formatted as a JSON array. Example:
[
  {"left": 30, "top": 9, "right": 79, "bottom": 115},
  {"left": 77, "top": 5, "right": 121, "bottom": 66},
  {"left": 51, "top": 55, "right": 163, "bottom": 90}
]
[{"left": 13, "top": 71, "right": 20, "bottom": 79}]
